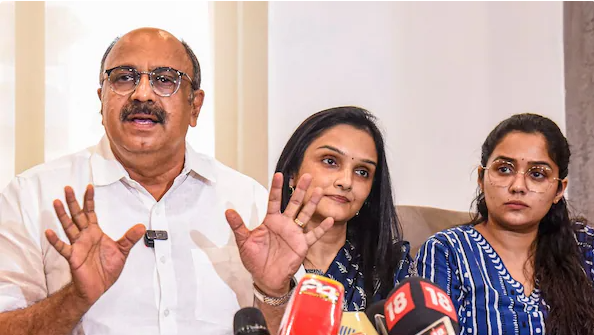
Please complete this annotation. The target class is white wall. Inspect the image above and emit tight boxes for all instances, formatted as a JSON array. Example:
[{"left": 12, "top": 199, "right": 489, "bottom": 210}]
[{"left": 268, "top": 1, "right": 564, "bottom": 211}]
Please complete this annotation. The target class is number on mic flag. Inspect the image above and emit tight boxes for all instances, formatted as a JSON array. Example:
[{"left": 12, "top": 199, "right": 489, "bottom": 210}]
[
  {"left": 278, "top": 274, "right": 345, "bottom": 335},
  {"left": 420, "top": 282, "right": 458, "bottom": 322},
  {"left": 299, "top": 277, "right": 341, "bottom": 304},
  {"left": 385, "top": 282, "right": 415, "bottom": 329}
]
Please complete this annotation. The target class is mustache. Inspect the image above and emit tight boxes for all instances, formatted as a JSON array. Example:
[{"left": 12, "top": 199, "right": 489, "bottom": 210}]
[{"left": 120, "top": 102, "right": 167, "bottom": 124}]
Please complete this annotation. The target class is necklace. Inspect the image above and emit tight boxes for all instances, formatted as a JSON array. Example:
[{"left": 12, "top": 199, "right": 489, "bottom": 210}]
[
  {"left": 305, "top": 268, "right": 325, "bottom": 275},
  {"left": 304, "top": 257, "right": 326, "bottom": 275}
]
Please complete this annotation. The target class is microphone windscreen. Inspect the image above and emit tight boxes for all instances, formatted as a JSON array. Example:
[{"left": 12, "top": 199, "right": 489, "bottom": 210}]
[
  {"left": 233, "top": 307, "right": 270, "bottom": 335},
  {"left": 364, "top": 300, "right": 388, "bottom": 335},
  {"left": 384, "top": 277, "right": 459, "bottom": 335},
  {"left": 364, "top": 300, "right": 385, "bottom": 324},
  {"left": 414, "top": 316, "right": 458, "bottom": 335},
  {"left": 278, "top": 274, "right": 345, "bottom": 335}
]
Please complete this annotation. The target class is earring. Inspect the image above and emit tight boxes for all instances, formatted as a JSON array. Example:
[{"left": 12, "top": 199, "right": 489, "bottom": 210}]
[
  {"left": 355, "top": 211, "right": 359, "bottom": 216},
  {"left": 289, "top": 185, "right": 295, "bottom": 196}
]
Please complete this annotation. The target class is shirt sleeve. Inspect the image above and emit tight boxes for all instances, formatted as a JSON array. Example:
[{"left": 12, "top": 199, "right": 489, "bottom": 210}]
[
  {"left": 0, "top": 177, "right": 48, "bottom": 312},
  {"left": 415, "top": 234, "right": 463, "bottom": 312}
]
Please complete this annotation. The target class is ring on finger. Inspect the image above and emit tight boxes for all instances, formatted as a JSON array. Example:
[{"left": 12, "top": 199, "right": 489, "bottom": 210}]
[{"left": 294, "top": 218, "right": 306, "bottom": 228}]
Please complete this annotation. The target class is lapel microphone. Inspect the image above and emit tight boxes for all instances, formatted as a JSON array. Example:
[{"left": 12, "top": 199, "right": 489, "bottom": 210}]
[{"left": 144, "top": 230, "right": 168, "bottom": 248}]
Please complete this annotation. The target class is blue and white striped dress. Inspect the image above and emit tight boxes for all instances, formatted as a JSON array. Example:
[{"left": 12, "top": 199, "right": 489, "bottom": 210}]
[{"left": 415, "top": 222, "right": 594, "bottom": 335}]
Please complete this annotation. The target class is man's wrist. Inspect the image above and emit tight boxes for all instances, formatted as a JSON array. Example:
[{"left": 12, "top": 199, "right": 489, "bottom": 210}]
[
  {"left": 253, "top": 277, "right": 297, "bottom": 306},
  {"left": 63, "top": 283, "right": 94, "bottom": 314}
]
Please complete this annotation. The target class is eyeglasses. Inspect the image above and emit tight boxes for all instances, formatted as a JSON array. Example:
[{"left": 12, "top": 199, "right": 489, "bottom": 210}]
[
  {"left": 103, "top": 66, "right": 193, "bottom": 97},
  {"left": 481, "top": 159, "right": 562, "bottom": 193}
]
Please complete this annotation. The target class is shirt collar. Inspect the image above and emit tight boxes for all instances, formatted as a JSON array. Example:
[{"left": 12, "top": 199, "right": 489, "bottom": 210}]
[
  {"left": 90, "top": 135, "right": 217, "bottom": 187},
  {"left": 184, "top": 143, "right": 217, "bottom": 183}
]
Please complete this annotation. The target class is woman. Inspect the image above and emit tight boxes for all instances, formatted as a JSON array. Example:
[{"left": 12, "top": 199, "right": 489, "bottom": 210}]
[
  {"left": 415, "top": 113, "right": 594, "bottom": 335},
  {"left": 226, "top": 106, "right": 410, "bottom": 330}
]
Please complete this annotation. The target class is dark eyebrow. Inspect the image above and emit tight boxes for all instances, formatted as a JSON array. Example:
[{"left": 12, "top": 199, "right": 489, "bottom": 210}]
[
  {"left": 492, "top": 155, "right": 553, "bottom": 169},
  {"left": 107, "top": 65, "right": 176, "bottom": 72},
  {"left": 108, "top": 64, "right": 136, "bottom": 70},
  {"left": 316, "top": 145, "right": 377, "bottom": 167}
]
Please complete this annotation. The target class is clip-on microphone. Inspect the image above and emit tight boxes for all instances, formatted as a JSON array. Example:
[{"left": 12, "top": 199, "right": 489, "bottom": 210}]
[{"left": 144, "top": 230, "right": 168, "bottom": 248}]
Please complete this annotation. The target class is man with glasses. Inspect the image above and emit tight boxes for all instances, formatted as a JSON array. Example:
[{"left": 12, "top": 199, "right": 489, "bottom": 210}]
[{"left": 0, "top": 27, "right": 268, "bottom": 334}]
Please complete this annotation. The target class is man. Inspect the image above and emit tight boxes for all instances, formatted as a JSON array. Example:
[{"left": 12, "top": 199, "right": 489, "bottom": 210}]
[{"left": 0, "top": 27, "right": 270, "bottom": 334}]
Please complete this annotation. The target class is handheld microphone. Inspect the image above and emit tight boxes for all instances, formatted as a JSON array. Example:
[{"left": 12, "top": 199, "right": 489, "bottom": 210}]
[
  {"left": 365, "top": 300, "right": 388, "bottom": 335},
  {"left": 233, "top": 307, "right": 270, "bottom": 335},
  {"left": 278, "top": 274, "right": 345, "bottom": 335},
  {"left": 383, "top": 277, "right": 459, "bottom": 335},
  {"left": 339, "top": 311, "right": 379, "bottom": 335}
]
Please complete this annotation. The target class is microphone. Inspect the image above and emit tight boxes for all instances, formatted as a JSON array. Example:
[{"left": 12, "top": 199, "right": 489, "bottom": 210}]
[
  {"left": 278, "top": 273, "right": 345, "bottom": 335},
  {"left": 383, "top": 277, "right": 459, "bottom": 335},
  {"left": 365, "top": 300, "right": 389, "bottom": 335},
  {"left": 233, "top": 307, "right": 271, "bottom": 335},
  {"left": 144, "top": 229, "right": 168, "bottom": 248},
  {"left": 414, "top": 316, "right": 457, "bottom": 335}
]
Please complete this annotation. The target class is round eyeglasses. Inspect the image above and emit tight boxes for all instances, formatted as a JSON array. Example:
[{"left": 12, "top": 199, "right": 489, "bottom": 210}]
[
  {"left": 481, "top": 159, "right": 562, "bottom": 193},
  {"left": 103, "top": 66, "right": 193, "bottom": 97}
]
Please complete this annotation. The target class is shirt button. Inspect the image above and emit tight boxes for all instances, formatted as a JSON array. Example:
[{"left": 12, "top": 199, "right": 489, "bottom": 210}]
[
  {"left": 160, "top": 256, "right": 166, "bottom": 264},
  {"left": 164, "top": 309, "right": 170, "bottom": 317}
]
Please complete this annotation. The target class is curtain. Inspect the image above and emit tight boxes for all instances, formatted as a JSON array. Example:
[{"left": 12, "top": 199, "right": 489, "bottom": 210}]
[{"left": 564, "top": 1, "right": 594, "bottom": 220}]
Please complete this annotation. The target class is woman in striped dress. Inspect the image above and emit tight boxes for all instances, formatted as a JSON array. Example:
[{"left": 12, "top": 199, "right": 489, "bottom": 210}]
[{"left": 415, "top": 113, "right": 594, "bottom": 335}]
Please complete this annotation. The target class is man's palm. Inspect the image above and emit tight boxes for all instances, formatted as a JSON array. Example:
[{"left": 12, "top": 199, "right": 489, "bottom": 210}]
[
  {"left": 226, "top": 173, "right": 334, "bottom": 295},
  {"left": 45, "top": 185, "right": 145, "bottom": 305}
]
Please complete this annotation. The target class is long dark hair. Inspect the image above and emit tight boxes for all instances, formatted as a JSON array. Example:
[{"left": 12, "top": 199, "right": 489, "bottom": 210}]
[
  {"left": 275, "top": 106, "right": 403, "bottom": 300},
  {"left": 470, "top": 113, "right": 594, "bottom": 334}
]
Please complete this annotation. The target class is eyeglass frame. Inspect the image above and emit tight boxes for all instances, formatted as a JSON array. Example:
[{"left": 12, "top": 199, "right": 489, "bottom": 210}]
[
  {"left": 480, "top": 159, "right": 563, "bottom": 194},
  {"left": 102, "top": 65, "right": 195, "bottom": 97}
]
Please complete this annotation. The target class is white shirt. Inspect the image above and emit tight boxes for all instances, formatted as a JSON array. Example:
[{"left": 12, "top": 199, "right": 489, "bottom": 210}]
[{"left": 0, "top": 136, "right": 269, "bottom": 335}]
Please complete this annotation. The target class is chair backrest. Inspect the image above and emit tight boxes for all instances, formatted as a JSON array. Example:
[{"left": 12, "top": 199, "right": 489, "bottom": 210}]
[{"left": 396, "top": 205, "right": 473, "bottom": 257}]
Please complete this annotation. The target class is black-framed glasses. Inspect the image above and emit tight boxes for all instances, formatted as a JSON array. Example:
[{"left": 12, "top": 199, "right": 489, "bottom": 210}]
[
  {"left": 481, "top": 159, "right": 562, "bottom": 193},
  {"left": 103, "top": 66, "right": 193, "bottom": 97}
]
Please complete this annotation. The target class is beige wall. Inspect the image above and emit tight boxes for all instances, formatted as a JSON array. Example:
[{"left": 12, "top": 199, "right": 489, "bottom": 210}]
[
  {"left": 14, "top": 1, "right": 45, "bottom": 174},
  {"left": 0, "top": 1, "right": 16, "bottom": 189},
  {"left": 213, "top": 2, "right": 269, "bottom": 187}
]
